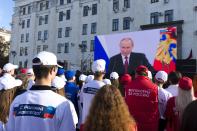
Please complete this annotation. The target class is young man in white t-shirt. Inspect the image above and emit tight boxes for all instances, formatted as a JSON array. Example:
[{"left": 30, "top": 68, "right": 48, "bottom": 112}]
[
  {"left": 155, "top": 71, "right": 172, "bottom": 131},
  {"left": 6, "top": 51, "right": 78, "bottom": 131},
  {"left": 81, "top": 59, "right": 106, "bottom": 128}
]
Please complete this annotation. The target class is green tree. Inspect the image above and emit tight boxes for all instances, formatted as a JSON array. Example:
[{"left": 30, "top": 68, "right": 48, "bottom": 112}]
[{"left": 0, "top": 36, "right": 10, "bottom": 68}]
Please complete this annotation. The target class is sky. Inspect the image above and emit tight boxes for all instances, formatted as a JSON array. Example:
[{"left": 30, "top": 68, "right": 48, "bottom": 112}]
[{"left": 0, "top": 0, "right": 14, "bottom": 30}]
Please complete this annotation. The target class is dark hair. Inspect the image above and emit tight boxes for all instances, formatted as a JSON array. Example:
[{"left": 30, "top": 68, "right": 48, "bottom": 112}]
[
  {"left": 84, "top": 85, "right": 136, "bottom": 131},
  {"left": 193, "top": 74, "right": 197, "bottom": 93},
  {"left": 75, "top": 70, "right": 82, "bottom": 85},
  {"left": 78, "top": 80, "right": 84, "bottom": 90},
  {"left": 52, "top": 88, "right": 65, "bottom": 97},
  {"left": 110, "top": 79, "right": 119, "bottom": 88},
  {"left": 168, "top": 71, "right": 182, "bottom": 85},
  {"left": 33, "top": 65, "right": 57, "bottom": 79},
  {"left": 0, "top": 88, "right": 17, "bottom": 123},
  {"left": 94, "top": 71, "right": 104, "bottom": 78},
  {"left": 181, "top": 100, "right": 197, "bottom": 131}
]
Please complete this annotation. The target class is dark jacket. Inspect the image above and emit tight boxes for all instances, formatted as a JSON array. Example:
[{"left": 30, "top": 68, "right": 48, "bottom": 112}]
[{"left": 108, "top": 52, "right": 154, "bottom": 77}]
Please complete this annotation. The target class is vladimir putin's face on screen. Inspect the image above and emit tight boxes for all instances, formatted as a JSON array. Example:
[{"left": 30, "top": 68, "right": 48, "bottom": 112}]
[{"left": 119, "top": 38, "right": 134, "bottom": 57}]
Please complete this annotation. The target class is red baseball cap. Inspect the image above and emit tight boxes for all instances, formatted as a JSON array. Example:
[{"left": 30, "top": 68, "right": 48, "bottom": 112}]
[
  {"left": 136, "top": 65, "right": 148, "bottom": 76},
  {"left": 20, "top": 68, "right": 27, "bottom": 74},
  {"left": 179, "top": 77, "right": 193, "bottom": 90},
  {"left": 120, "top": 74, "right": 132, "bottom": 84}
]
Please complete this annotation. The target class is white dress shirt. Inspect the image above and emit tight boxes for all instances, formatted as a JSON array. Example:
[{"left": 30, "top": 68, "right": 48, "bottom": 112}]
[{"left": 121, "top": 54, "right": 130, "bottom": 65}]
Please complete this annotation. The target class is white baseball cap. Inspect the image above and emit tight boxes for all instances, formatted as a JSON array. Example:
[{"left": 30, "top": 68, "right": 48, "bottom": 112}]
[
  {"left": 59, "top": 75, "right": 67, "bottom": 82},
  {"left": 52, "top": 76, "right": 65, "bottom": 89},
  {"left": 91, "top": 59, "right": 106, "bottom": 73},
  {"left": 103, "top": 79, "right": 111, "bottom": 85},
  {"left": 32, "top": 51, "right": 62, "bottom": 67},
  {"left": 3, "top": 63, "right": 18, "bottom": 72},
  {"left": 155, "top": 71, "right": 168, "bottom": 83},
  {"left": 79, "top": 74, "right": 87, "bottom": 81},
  {"left": 85, "top": 75, "right": 94, "bottom": 83},
  {"left": 26, "top": 68, "right": 34, "bottom": 76},
  {"left": 110, "top": 72, "right": 119, "bottom": 79},
  {"left": 0, "top": 77, "right": 22, "bottom": 90}
]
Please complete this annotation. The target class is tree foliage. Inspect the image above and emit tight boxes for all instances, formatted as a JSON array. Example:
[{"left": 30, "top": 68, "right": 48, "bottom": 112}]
[{"left": 0, "top": 36, "right": 10, "bottom": 68}]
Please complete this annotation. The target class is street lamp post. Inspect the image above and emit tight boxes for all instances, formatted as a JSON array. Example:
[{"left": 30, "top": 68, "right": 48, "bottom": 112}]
[
  {"left": 11, "top": 51, "right": 17, "bottom": 64},
  {"left": 79, "top": 44, "right": 87, "bottom": 72}
]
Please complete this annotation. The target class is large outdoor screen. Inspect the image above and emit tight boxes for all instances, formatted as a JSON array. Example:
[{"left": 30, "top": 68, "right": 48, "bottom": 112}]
[{"left": 94, "top": 27, "right": 177, "bottom": 74}]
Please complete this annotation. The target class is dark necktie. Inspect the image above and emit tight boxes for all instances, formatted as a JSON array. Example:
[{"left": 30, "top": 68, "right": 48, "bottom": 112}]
[{"left": 124, "top": 56, "right": 128, "bottom": 73}]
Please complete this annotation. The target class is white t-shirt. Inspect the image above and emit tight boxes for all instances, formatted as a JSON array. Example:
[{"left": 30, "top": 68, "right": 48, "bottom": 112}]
[
  {"left": 158, "top": 87, "right": 172, "bottom": 119},
  {"left": 165, "top": 84, "right": 178, "bottom": 97},
  {"left": 6, "top": 87, "right": 78, "bottom": 131},
  {"left": 77, "top": 90, "right": 83, "bottom": 129},
  {"left": 0, "top": 73, "right": 22, "bottom": 90},
  {"left": 26, "top": 79, "right": 35, "bottom": 90},
  {"left": 81, "top": 80, "right": 105, "bottom": 123},
  {"left": 0, "top": 121, "right": 4, "bottom": 131}
]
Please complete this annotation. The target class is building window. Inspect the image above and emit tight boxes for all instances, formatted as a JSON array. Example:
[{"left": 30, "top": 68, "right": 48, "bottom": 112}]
[
  {"left": 46, "top": 1, "right": 49, "bottom": 9},
  {"left": 44, "top": 30, "right": 48, "bottom": 40},
  {"left": 43, "top": 45, "right": 48, "bottom": 51},
  {"left": 45, "top": 15, "right": 48, "bottom": 24},
  {"left": 28, "top": 6, "right": 31, "bottom": 14},
  {"left": 24, "top": 60, "right": 28, "bottom": 68},
  {"left": 20, "top": 47, "right": 23, "bottom": 56},
  {"left": 60, "top": 0, "right": 64, "bottom": 5},
  {"left": 150, "top": 12, "right": 159, "bottom": 24},
  {"left": 25, "top": 47, "right": 28, "bottom": 56},
  {"left": 67, "top": 0, "right": 71, "bottom": 4},
  {"left": 66, "top": 10, "right": 70, "bottom": 20},
  {"left": 124, "top": 0, "right": 130, "bottom": 8},
  {"left": 40, "top": 2, "right": 44, "bottom": 11},
  {"left": 22, "top": 7, "right": 26, "bottom": 15},
  {"left": 81, "top": 41, "right": 87, "bottom": 52},
  {"left": 57, "top": 43, "right": 63, "bottom": 53},
  {"left": 22, "top": 20, "right": 25, "bottom": 29},
  {"left": 83, "top": 6, "right": 89, "bottom": 16},
  {"left": 39, "top": 16, "right": 43, "bottom": 25},
  {"left": 82, "top": 24, "right": 88, "bottom": 35},
  {"left": 113, "top": 0, "right": 119, "bottom": 11},
  {"left": 65, "top": 27, "right": 71, "bottom": 37},
  {"left": 59, "top": 11, "right": 64, "bottom": 21},
  {"left": 37, "top": 45, "right": 41, "bottom": 53},
  {"left": 165, "top": 10, "right": 173, "bottom": 22},
  {"left": 38, "top": 31, "right": 42, "bottom": 40},
  {"left": 27, "top": 19, "right": 30, "bottom": 28},
  {"left": 112, "top": 19, "right": 119, "bottom": 31},
  {"left": 92, "top": 4, "right": 97, "bottom": 15},
  {"left": 64, "top": 43, "right": 69, "bottom": 53},
  {"left": 91, "top": 22, "right": 97, "bottom": 34},
  {"left": 123, "top": 17, "right": 130, "bottom": 30},
  {"left": 151, "top": 0, "right": 159, "bottom": 3},
  {"left": 26, "top": 33, "right": 29, "bottom": 42},
  {"left": 58, "top": 28, "right": 62, "bottom": 38},
  {"left": 19, "top": 61, "right": 23, "bottom": 68},
  {"left": 21, "top": 34, "right": 24, "bottom": 43},
  {"left": 90, "top": 40, "right": 94, "bottom": 52}
]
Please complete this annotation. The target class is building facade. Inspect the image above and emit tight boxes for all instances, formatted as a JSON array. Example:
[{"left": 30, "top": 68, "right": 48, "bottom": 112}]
[
  {"left": 0, "top": 28, "right": 11, "bottom": 42},
  {"left": 10, "top": 0, "right": 197, "bottom": 71},
  {"left": 0, "top": 28, "right": 11, "bottom": 57}
]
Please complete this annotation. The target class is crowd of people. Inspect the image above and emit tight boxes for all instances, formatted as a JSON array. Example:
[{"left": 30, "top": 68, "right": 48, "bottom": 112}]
[{"left": 0, "top": 51, "right": 197, "bottom": 131}]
